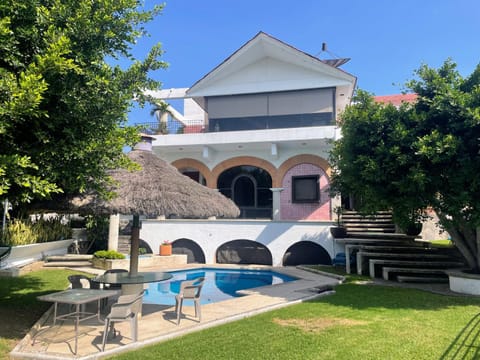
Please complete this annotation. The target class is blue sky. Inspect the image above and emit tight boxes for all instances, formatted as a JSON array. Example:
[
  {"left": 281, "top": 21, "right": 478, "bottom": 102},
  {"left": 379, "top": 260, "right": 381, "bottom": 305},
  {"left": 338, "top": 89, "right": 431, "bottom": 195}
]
[{"left": 127, "top": 0, "right": 480, "bottom": 125}]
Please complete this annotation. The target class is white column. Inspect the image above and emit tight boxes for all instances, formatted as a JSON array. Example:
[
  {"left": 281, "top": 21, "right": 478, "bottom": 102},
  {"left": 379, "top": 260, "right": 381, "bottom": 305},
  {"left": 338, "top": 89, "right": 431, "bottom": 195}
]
[
  {"left": 270, "top": 188, "right": 284, "bottom": 221},
  {"left": 108, "top": 214, "right": 120, "bottom": 251}
]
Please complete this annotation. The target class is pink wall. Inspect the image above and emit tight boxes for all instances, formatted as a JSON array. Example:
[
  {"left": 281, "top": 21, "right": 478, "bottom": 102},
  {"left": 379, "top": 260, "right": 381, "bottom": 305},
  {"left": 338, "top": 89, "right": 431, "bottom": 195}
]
[{"left": 280, "top": 163, "right": 330, "bottom": 220}]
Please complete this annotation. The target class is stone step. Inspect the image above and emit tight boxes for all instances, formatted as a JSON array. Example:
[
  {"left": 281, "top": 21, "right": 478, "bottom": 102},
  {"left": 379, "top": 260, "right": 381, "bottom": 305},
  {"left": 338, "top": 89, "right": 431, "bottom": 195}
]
[
  {"left": 346, "top": 244, "right": 445, "bottom": 253},
  {"left": 337, "top": 238, "right": 423, "bottom": 247},
  {"left": 382, "top": 267, "right": 450, "bottom": 281},
  {"left": 343, "top": 211, "right": 392, "bottom": 217},
  {"left": 357, "top": 251, "right": 452, "bottom": 275},
  {"left": 346, "top": 226, "right": 396, "bottom": 233},
  {"left": 369, "top": 259, "right": 465, "bottom": 278},
  {"left": 43, "top": 261, "right": 93, "bottom": 268},
  {"left": 396, "top": 275, "right": 449, "bottom": 283},
  {"left": 344, "top": 223, "right": 396, "bottom": 229},
  {"left": 46, "top": 255, "right": 93, "bottom": 262},
  {"left": 345, "top": 244, "right": 438, "bottom": 274},
  {"left": 346, "top": 232, "right": 419, "bottom": 241}
]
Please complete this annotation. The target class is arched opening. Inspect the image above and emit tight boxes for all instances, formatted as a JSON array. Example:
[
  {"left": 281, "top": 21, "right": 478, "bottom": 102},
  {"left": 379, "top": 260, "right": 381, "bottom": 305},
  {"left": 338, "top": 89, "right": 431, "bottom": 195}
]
[
  {"left": 217, "top": 166, "right": 272, "bottom": 219},
  {"left": 233, "top": 174, "right": 255, "bottom": 206},
  {"left": 172, "top": 238, "right": 206, "bottom": 263},
  {"left": 138, "top": 239, "right": 153, "bottom": 254},
  {"left": 216, "top": 240, "right": 272, "bottom": 265},
  {"left": 180, "top": 167, "right": 207, "bottom": 186},
  {"left": 282, "top": 241, "right": 331, "bottom": 266}
]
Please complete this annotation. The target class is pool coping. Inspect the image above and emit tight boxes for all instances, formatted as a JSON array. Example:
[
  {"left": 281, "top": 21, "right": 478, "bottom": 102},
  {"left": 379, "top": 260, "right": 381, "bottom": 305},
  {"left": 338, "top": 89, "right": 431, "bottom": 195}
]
[{"left": 11, "top": 265, "right": 342, "bottom": 360}]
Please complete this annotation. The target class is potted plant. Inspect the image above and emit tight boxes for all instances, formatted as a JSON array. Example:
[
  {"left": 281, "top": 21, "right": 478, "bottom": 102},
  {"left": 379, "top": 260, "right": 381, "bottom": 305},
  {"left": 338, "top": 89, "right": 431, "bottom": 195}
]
[
  {"left": 159, "top": 240, "right": 172, "bottom": 256},
  {"left": 395, "top": 211, "right": 423, "bottom": 236},
  {"left": 91, "top": 250, "right": 127, "bottom": 270},
  {"left": 330, "top": 206, "right": 347, "bottom": 238}
]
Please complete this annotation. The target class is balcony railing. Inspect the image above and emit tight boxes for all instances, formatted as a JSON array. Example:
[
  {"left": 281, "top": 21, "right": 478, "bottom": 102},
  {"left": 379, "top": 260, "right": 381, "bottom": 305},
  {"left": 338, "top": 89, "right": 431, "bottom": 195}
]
[
  {"left": 135, "top": 112, "right": 334, "bottom": 135},
  {"left": 136, "top": 120, "right": 205, "bottom": 135}
]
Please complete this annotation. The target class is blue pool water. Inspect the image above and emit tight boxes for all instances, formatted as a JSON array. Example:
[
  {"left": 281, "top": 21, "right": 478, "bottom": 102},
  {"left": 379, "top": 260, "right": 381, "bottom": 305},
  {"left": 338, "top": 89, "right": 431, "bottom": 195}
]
[{"left": 143, "top": 268, "right": 296, "bottom": 305}]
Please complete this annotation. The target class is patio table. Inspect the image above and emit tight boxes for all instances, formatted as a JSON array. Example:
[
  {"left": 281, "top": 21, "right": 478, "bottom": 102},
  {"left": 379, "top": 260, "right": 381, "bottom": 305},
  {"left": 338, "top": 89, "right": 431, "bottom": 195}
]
[
  {"left": 92, "top": 271, "right": 173, "bottom": 295},
  {"left": 36, "top": 288, "right": 119, "bottom": 354}
]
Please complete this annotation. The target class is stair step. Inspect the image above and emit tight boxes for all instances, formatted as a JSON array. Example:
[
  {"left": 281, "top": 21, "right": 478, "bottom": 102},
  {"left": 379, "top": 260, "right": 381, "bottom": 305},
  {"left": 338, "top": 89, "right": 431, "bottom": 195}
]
[
  {"left": 338, "top": 237, "right": 423, "bottom": 246},
  {"left": 370, "top": 259, "right": 464, "bottom": 278},
  {"left": 396, "top": 275, "right": 448, "bottom": 283},
  {"left": 46, "top": 255, "right": 93, "bottom": 262},
  {"left": 43, "top": 261, "right": 93, "bottom": 267},
  {"left": 382, "top": 267, "right": 450, "bottom": 281}
]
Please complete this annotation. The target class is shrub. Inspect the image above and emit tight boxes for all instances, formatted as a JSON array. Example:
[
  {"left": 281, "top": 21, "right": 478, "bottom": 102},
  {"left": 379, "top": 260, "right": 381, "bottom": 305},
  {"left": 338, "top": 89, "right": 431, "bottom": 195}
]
[
  {"left": 93, "top": 250, "right": 126, "bottom": 259},
  {"left": 85, "top": 214, "right": 109, "bottom": 253},
  {"left": 1, "top": 216, "right": 72, "bottom": 246}
]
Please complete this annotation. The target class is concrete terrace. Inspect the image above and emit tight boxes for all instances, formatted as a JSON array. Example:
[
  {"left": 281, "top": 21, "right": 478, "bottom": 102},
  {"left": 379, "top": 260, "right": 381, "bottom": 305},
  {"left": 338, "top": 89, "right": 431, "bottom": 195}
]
[{"left": 11, "top": 264, "right": 342, "bottom": 360}]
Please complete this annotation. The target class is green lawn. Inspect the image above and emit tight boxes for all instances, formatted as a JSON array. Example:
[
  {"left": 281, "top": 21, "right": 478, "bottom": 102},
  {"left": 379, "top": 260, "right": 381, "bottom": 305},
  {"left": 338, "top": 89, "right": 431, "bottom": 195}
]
[
  {"left": 0, "top": 268, "right": 87, "bottom": 359},
  {"left": 111, "top": 268, "right": 480, "bottom": 360},
  {"left": 1, "top": 268, "right": 480, "bottom": 360}
]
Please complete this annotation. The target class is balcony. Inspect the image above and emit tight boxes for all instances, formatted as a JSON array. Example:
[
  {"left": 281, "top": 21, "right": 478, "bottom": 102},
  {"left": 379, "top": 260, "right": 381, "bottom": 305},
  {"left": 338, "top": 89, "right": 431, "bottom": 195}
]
[{"left": 135, "top": 112, "right": 334, "bottom": 136}]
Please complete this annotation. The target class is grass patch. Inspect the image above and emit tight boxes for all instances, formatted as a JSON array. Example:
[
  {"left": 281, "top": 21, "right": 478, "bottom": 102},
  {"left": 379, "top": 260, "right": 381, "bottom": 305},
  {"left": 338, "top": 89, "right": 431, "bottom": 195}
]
[
  {"left": 2, "top": 267, "right": 480, "bottom": 359},
  {"left": 0, "top": 268, "right": 92, "bottom": 359},
  {"left": 111, "top": 269, "right": 480, "bottom": 360}
]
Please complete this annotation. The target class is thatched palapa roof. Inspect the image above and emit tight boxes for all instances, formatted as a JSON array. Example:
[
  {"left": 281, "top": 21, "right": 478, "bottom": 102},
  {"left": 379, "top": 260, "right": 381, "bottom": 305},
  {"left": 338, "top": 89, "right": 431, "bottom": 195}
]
[{"left": 72, "top": 149, "right": 240, "bottom": 219}]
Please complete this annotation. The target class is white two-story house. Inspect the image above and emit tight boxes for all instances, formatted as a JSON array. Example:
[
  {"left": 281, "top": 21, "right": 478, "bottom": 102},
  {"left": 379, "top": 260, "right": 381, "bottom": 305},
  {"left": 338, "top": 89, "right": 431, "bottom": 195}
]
[{"left": 138, "top": 32, "right": 357, "bottom": 266}]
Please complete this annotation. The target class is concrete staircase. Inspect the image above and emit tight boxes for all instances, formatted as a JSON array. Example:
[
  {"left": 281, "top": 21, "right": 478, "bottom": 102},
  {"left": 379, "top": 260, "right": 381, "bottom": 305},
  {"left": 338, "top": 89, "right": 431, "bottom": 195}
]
[
  {"left": 117, "top": 235, "right": 132, "bottom": 254},
  {"left": 336, "top": 211, "right": 464, "bottom": 283},
  {"left": 343, "top": 211, "right": 396, "bottom": 234}
]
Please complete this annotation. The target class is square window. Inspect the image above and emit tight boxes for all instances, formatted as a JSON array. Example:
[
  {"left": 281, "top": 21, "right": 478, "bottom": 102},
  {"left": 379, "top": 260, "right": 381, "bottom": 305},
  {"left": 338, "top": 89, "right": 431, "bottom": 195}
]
[{"left": 292, "top": 175, "right": 320, "bottom": 203}]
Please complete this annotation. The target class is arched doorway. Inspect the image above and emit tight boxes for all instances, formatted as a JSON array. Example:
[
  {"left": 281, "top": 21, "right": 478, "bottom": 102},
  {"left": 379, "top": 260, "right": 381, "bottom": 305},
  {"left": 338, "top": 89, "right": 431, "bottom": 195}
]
[
  {"left": 282, "top": 241, "right": 331, "bottom": 265},
  {"left": 172, "top": 239, "right": 206, "bottom": 263},
  {"left": 217, "top": 166, "right": 272, "bottom": 219},
  {"left": 216, "top": 240, "right": 272, "bottom": 265},
  {"left": 180, "top": 168, "right": 207, "bottom": 186}
]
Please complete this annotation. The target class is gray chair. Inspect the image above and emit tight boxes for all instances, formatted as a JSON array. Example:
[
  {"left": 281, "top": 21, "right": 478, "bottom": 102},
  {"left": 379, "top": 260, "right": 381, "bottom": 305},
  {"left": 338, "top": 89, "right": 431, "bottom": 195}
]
[
  {"left": 175, "top": 277, "right": 205, "bottom": 325},
  {"left": 68, "top": 275, "right": 95, "bottom": 312},
  {"left": 68, "top": 274, "right": 94, "bottom": 289},
  {"left": 101, "top": 292, "right": 144, "bottom": 351},
  {"left": 103, "top": 269, "right": 128, "bottom": 290}
]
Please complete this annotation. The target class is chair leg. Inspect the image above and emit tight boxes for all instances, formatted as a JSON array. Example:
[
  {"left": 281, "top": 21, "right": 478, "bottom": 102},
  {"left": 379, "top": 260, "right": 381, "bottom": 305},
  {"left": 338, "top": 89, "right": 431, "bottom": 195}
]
[
  {"left": 102, "top": 319, "right": 110, "bottom": 351},
  {"left": 194, "top": 299, "right": 201, "bottom": 322},
  {"left": 176, "top": 298, "right": 183, "bottom": 325},
  {"left": 131, "top": 316, "right": 138, "bottom": 342}
]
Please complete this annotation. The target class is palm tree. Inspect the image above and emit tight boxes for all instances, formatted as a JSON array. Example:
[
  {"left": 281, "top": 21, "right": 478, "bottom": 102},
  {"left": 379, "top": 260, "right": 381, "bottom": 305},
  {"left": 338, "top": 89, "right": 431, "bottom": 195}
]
[{"left": 149, "top": 100, "right": 173, "bottom": 134}]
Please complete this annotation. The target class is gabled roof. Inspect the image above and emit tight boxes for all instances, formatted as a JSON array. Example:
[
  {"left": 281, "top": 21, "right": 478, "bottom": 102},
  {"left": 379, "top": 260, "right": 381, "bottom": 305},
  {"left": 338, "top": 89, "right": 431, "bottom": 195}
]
[{"left": 186, "top": 31, "right": 356, "bottom": 98}]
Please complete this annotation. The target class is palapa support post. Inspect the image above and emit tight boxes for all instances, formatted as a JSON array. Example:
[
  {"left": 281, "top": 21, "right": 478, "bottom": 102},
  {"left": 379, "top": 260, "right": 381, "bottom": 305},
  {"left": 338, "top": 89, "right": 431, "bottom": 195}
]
[{"left": 129, "top": 214, "right": 141, "bottom": 275}]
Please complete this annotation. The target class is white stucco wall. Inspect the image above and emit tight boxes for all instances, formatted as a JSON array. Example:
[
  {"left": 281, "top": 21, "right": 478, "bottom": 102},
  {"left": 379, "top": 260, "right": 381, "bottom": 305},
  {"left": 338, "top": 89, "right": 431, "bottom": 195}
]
[{"left": 140, "top": 219, "right": 341, "bottom": 266}]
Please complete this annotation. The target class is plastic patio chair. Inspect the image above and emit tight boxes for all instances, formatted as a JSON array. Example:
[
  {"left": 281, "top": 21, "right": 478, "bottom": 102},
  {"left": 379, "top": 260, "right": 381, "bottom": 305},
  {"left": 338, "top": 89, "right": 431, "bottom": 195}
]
[
  {"left": 68, "top": 274, "right": 94, "bottom": 289},
  {"left": 101, "top": 292, "right": 144, "bottom": 351},
  {"left": 175, "top": 277, "right": 205, "bottom": 325},
  {"left": 68, "top": 275, "right": 97, "bottom": 312},
  {"left": 103, "top": 269, "right": 128, "bottom": 290}
]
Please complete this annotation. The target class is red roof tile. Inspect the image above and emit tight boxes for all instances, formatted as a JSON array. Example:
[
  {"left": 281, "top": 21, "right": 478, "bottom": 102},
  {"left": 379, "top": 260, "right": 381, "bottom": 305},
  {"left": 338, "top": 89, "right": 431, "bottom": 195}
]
[{"left": 374, "top": 94, "right": 418, "bottom": 106}]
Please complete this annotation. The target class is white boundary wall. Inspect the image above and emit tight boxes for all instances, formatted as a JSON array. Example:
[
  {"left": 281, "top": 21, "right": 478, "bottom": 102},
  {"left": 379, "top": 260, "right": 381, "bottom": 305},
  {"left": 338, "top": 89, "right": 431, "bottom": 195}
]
[
  {"left": 140, "top": 220, "right": 341, "bottom": 266},
  {"left": 0, "top": 239, "right": 73, "bottom": 269}
]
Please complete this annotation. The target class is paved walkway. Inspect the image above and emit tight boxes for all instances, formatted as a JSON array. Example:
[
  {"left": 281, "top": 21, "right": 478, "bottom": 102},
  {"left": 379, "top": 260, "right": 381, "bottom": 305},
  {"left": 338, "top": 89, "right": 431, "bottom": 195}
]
[{"left": 11, "top": 265, "right": 341, "bottom": 360}]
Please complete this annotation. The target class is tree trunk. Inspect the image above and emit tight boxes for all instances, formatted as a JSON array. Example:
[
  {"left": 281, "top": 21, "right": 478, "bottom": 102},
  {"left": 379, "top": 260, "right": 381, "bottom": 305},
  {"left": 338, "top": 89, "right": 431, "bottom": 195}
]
[{"left": 437, "top": 211, "right": 479, "bottom": 272}]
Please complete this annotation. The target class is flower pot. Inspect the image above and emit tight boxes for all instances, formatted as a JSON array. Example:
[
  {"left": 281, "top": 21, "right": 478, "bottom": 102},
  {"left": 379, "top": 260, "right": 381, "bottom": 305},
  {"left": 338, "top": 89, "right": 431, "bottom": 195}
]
[
  {"left": 330, "top": 226, "right": 347, "bottom": 238},
  {"left": 159, "top": 244, "right": 172, "bottom": 256}
]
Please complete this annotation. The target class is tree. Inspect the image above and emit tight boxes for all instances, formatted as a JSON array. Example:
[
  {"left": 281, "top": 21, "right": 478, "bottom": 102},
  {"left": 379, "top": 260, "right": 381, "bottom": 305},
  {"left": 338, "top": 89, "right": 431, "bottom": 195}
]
[
  {"left": 330, "top": 60, "right": 480, "bottom": 271},
  {"left": 149, "top": 100, "right": 172, "bottom": 134},
  {"left": 0, "top": 0, "right": 167, "bottom": 208}
]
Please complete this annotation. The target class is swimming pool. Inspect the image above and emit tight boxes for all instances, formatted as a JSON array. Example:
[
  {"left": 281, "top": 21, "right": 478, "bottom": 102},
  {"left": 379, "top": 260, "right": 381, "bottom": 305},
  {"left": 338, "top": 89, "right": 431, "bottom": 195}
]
[{"left": 143, "top": 268, "right": 296, "bottom": 305}]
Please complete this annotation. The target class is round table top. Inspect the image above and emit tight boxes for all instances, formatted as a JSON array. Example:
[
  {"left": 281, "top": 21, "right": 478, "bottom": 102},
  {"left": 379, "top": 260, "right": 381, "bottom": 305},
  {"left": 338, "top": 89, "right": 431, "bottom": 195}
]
[{"left": 93, "top": 271, "right": 173, "bottom": 285}]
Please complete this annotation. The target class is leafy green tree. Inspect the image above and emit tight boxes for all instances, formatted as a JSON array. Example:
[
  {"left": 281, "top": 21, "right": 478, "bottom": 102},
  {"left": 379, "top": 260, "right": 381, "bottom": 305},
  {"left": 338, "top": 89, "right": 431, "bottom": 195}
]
[
  {"left": 0, "top": 0, "right": 167, "bottom": 208},
  {"left": 330, "top": 60, "right": 480, "bottom": 271}
]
